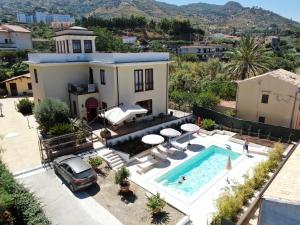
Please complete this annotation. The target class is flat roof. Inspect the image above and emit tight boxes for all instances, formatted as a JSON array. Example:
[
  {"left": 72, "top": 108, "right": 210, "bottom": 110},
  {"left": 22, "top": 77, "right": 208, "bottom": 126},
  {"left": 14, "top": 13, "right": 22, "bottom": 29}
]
[{"left": 263, "top": 144, "right": 300, "bottom": 203}]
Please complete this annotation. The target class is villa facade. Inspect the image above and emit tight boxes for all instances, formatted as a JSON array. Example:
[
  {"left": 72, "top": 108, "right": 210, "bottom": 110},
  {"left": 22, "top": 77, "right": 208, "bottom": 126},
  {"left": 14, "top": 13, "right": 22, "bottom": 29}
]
[
  {"left": 25, "top": 27, "right": 170, "bottom": 122},
  {"left": 236, "top": 69, "right": 300, "bottom": 129}
]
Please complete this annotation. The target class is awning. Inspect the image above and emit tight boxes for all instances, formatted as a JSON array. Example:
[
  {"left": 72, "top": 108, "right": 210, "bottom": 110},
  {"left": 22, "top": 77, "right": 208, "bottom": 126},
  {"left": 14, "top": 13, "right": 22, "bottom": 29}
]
[{"left": 100, "top": 104, "right": 147, "bottom": 125}]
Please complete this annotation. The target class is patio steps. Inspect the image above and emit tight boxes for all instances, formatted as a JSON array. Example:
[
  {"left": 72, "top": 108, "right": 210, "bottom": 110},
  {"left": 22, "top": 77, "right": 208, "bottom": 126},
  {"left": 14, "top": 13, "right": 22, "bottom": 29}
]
[{"left": 102, "top": 150, "right": 125, "bottom": 171}]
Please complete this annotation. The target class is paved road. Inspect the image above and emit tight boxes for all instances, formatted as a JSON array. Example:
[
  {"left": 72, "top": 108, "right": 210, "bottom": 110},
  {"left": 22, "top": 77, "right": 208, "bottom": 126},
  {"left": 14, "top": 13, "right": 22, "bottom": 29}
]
[{"left": 17, "top": 169, "right": 123, "bottom": 225}]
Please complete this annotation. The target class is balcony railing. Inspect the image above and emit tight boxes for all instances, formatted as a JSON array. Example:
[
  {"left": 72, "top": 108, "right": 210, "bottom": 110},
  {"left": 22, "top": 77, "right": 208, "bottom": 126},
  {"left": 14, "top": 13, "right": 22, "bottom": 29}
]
[
  {"left": 68, "top": 83, "right": 98, "bottom": 95},
  {"left": 0, "top": 43, "right": 17, "bottom": 49}
]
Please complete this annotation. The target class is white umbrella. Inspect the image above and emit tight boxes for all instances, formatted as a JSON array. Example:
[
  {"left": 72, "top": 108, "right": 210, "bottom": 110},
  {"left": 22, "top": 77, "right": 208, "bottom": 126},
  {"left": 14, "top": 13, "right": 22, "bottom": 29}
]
[
  {"left": 226, "top": 156, "right": 232, "bottom": 183},
  {"left": 180, "top": 123, "right": 200, "bottom": 145},
  {"left": 160, "top": 128, "right": 181, "bottom": 147},
  {"left": 142, "top": 134, "right": 164, "bottom": 147}
]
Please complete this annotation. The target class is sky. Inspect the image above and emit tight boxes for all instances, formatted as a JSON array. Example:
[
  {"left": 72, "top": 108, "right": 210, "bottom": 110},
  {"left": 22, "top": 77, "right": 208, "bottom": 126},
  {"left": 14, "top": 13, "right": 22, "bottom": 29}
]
[{"left": 158, "top": 0, "right": 300, "bottom": 22}]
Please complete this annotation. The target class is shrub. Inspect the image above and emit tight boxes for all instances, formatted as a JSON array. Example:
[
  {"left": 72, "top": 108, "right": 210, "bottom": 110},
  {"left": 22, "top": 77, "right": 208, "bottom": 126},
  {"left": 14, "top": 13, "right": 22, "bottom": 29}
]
[
  {"left": 17, "top": 98, "right": 34, "bottom": 115},
  {"left": 34, "top": 98, "right": 70, "bottom": 133},
  {"left": 0, "top": 88, "right": 7, "bottom": 97},
  {"left": 88, "top": 156, "right": 103, "bottom": 168},
  {"left": 147, "top": 193, "right": 166, "bottom": 214},
  {"left": 195, "top": 92, "right": 220, "bottom": 109},
  {"left": 49, "top": 123, "right": 73, "bottom": 136},
  {"left": 200, "top": 119, "right": 216, "bottom": 131},
  {"left": 115, "top": 166, "right": 130, "bottom": 186}
]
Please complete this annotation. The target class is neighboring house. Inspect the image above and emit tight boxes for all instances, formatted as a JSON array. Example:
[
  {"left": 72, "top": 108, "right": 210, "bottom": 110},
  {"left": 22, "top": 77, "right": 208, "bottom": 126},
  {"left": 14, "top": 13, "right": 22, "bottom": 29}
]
[
  {"left": 0, "top": 24, "right": 32, "bottom": 51},
  {"left": 122, "top": 36, "right": 137, "bottom": 44},
  {"left": 1, "top": 73, "right": 32, "bottom": 96},
  {"left": 177, "top": 44, "right": 229, "bottom": 61},
  {"left": 265, "top": 36, "right": 280, "bottom": 52},
  {"left": 236, "top": 69, "right": 300, "bottom": 129},
  {"left": 25, "top": 27, "right": 170, "bottom": 123},
  {"left": 17, "top": 12, "right": 75, "bottom": 24},
  {"left": 258, "top": 145, "right": 300, "bottom": 225}
]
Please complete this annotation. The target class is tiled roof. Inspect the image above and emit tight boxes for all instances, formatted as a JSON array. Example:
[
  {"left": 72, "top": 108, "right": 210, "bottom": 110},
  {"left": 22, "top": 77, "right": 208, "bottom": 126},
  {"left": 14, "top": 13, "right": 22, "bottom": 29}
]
[
  {"left": 1, "top": 73, "right": 31, "bottom": 83},
  {"left": 0, "top": 24, "right": 31, "bottom": 33}
]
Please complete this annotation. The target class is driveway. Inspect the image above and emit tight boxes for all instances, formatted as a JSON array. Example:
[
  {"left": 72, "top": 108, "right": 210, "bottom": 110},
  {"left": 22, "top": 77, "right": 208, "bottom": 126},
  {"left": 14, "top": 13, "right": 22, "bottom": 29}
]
[
  {"left": 0, "top": 97, "right": 41, "bottom": 173},
  {"left": 17, "top": 168, "right": 123, "bottom": 225}
]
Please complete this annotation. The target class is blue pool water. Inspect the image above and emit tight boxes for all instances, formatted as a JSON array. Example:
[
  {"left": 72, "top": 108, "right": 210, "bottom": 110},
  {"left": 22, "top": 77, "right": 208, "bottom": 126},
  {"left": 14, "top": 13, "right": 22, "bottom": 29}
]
[{"left": 155, "top": 145, "right": 240, "bottom": 196}]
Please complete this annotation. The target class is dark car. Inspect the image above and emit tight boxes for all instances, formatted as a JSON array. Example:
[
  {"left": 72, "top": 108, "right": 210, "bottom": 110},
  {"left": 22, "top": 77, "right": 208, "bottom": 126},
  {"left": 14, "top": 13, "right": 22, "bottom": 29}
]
[{"left": 53, "top": 154, "right": 97, "bottom": 192}]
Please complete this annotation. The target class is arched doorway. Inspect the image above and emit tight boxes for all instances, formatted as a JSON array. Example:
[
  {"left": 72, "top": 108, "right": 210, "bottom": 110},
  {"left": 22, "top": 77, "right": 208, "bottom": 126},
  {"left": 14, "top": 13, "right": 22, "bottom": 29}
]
[{"left": 85, "top": 97, "right": 99, "bottom": 122}]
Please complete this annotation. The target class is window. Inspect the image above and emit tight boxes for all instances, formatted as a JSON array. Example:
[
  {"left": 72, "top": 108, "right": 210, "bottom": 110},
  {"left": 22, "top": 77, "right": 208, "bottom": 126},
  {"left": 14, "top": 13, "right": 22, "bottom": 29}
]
[
  {"left": 5, "top": 39, "right": 8, "bottom": 44},
  {"left": 89, "top": 68, "right": 94, "bottom": 84},
  {"left": 100, "top": 70, "right": 105, "bottom": 85},
  {"left": 34, "top": 69, "right": 38, "bottom": 83},
  {"left": 27, "top": 83, "right": 32, "bottom": 90},
  {"left": 261, "top": 94, "right": 269, "bottom": 104},
  {"left": 66, "top": 40, "right": 69, "bottom": 53},
  {"left": 73, "top": 101, "right": 77, "bottom": 116},
  {"left": 72, "top": 40, "right": 81, "bottom": 53},
  {"left": 259, "top": 116, "right": 265, "bottom": 123},
  {"left": 59, "top": 41, "right": 63, "bottom": 53},
  {"left": 145, "top": 69, "right": 154, "bottom": 91},
  {"left": 136, "top": 99, "right": 152, "bottom": 115},
  {"left": 63, "top": 41, "right": 66, "bottom": 53},
  {"left": 134, "top": 70, "right": 143, "bottom": 92},
  {"left": 84, "top": 40, "right": 93, "bottom": 53},
  {"left": 102, "top": 102, "right": 107, "bottom": 109},
  {"left": 56, "top": 41, "right": 60, "bottom": 53}
]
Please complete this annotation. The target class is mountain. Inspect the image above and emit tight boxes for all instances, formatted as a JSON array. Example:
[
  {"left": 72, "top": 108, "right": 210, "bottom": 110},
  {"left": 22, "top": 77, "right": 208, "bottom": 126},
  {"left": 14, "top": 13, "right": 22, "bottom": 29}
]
[{"left": 1, "top": 0, "right": 299, "bottom": 31}]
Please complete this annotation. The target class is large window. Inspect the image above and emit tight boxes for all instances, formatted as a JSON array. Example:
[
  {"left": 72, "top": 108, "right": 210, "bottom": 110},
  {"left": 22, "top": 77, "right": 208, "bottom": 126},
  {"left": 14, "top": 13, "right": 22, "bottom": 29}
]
[
  {"left": 72, "top": 40, "right": 81, "bottom": 53},
  {"left": 34, "top": 69, "right": 38, "bottom": 83},
  {"left": 261, "top": 94, "right": 269, "bottom": 104},
  {"left": 84, "top": 40, "right": 93, "bottom": 53},
  {"left": 134, "top": 70, "right": 143, "bottom": 92},
  {"left": 100, "top": 69, "right": 105, "bottom": 85},
  {"left": 145, "top": 69, "right": 154, "bottom": 91},
  {"left": 136, "top": 99, "right": 152, "bottom": 115}
]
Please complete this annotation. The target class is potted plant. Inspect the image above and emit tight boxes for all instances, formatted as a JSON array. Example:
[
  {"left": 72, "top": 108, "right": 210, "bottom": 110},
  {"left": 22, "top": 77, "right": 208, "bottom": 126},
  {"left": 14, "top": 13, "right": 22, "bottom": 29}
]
[
  {"left": 147, "top": 193, "right": 166, "bottom": 214},
  {"left": 88, "top": 156, "right": 103, "bottom": 172},
  {"left": 115, "top": 165, "right": 131, "bottom": 192},
  {"left": 100, "top": 128, "right": 111, "bottom": 139}
]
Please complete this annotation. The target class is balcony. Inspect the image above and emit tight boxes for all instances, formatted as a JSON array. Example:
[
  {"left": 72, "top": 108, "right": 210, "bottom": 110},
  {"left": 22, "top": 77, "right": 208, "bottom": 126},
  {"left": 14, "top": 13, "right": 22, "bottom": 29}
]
[
  {"left": 0, "top": 43, "right": 17, "bottom": 49},
  {"left": 68, "top": 83, "right": 98, "bottom": 95}
]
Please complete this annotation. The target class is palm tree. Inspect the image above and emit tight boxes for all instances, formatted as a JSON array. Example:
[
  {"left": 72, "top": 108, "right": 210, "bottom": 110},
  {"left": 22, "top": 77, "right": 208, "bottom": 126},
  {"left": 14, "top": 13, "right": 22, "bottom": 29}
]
[{"left": 226, "top": 35, "right": 270, "bottom": 80}]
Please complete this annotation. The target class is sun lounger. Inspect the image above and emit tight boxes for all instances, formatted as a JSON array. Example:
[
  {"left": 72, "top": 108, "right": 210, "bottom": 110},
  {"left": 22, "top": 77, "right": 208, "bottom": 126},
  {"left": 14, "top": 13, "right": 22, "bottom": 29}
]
[
  {"left": 157, "top": 145, "right": 176, "bottom": 155},
  {"left": 151, "top": 148, "right": 168, "bottom": 160},
  {"left": 171, "top": 140, "right": 186, "bottom": 151},
  {"left": 135, "top": 154, "right": 154, "bottom": 163},
  {"left": 136, "top": 158, "right": 158, "bottom": 174}
]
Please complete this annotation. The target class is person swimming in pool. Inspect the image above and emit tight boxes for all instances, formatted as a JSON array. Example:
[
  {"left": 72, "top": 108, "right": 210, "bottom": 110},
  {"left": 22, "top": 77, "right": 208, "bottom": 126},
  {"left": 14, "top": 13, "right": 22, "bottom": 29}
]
[{"left": 178, "top": 176, "right": 187, "bottom": 184}]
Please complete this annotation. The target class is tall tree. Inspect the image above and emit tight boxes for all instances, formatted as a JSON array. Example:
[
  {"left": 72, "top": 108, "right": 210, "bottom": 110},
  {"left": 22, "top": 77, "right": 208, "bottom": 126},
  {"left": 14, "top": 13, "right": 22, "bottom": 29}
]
[{"left": 226, "top": 35, "right": 270, "bottom": 80}]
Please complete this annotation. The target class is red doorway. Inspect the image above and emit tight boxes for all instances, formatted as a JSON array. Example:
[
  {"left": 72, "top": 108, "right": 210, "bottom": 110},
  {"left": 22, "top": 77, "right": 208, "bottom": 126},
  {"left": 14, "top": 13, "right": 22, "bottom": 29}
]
[{"left": 86, "top": 98, "right": 99, "bottom": 122}]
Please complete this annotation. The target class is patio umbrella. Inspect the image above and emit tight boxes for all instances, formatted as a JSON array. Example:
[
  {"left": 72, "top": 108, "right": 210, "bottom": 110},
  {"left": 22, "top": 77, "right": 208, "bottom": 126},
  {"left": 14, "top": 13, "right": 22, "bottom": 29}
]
[
  {"left": 180, "top": 123, "right": 200, "bottom": 145},
  {"left": 225, "top": 156, "right": 232, "bottom": 184},
  {"left": 160, "top": 128, "right": 181, "bottom": 147},
  {"left": 141, "top": 134, "right": 164, "bottom": 147}
]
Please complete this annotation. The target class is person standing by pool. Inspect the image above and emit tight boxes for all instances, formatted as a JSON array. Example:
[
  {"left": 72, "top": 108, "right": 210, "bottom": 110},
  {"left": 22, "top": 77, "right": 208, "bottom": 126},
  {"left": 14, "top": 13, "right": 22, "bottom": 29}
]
[{"left": 243, "top": 138, "right": 249, "bottom": 155}]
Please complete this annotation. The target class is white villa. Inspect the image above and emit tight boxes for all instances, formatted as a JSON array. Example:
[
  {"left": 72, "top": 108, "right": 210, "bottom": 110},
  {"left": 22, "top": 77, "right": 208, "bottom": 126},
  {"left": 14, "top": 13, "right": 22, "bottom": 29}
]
[{"left": 25, "top": 26, "right": 170, "bottom": 123}]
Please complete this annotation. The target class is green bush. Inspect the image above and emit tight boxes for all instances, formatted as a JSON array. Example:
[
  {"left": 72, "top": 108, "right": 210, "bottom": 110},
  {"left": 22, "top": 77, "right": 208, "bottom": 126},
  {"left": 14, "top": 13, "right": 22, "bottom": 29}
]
[
  {"left": 147, "top": 193, "right": 166, "bottom": 214},
  {"left": 88, "top": 156, "right": 103, "bottom": 168},
  {"left": 0, "top": 160, "right": 50, "bottom": 225},
  {"left": 49, "top": 123, "right": 73, "bottom": 136},
  {"left": 200, "top": 119, "right": 216, "bottom": 131},
  {"left": 34, "top": 98, "right": 70, "bottom": 134},
  {"left": 17, "top": 98, "right": 34, "bottom": 115},
  {"left": 195, "top": 92, "right": 220, "bottom": 109},
  {"left": 115, "top": 166, "right": 130, "bottom": 186}
]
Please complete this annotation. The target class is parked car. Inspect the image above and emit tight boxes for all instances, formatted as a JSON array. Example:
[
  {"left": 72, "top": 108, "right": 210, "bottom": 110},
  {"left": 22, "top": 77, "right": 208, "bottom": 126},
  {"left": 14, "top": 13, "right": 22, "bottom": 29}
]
[{"left": 53, "top": 154, "right": 97, "bottom": 192}]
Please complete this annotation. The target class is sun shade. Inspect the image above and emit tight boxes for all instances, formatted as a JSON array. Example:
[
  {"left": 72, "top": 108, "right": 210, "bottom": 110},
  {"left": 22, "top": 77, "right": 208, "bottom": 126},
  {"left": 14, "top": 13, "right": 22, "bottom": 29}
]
[
  {"left": 160, "top": 128, "right": 181, "bottom": 138},
  {"left": 142, "top": 134, "right": 164, "bottom": 145},
  {"left": 100, "top": 104, "right": 147, "bottom": 125}
]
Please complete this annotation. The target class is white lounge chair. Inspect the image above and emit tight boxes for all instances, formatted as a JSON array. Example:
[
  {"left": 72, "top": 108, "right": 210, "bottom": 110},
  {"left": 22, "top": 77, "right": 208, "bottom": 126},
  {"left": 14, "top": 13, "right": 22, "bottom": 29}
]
[
  {"left": 170, "top": 140, "right": 186, "bottom": 151},
  {"left": 151, "top": 148, "right": 168, "bottom": 160},
  {"left": 157, "top": 145, "right": 176, "bottom": 155},
  {"left": 136, "top": 158, "right": 158, "bottom": 174},
  {"left": 135, "top": 154, "right": 154, "bottom": 163}
]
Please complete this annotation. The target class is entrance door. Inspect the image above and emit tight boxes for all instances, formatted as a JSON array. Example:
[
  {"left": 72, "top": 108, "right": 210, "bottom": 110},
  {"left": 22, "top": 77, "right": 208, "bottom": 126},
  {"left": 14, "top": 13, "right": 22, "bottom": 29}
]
[
  {"left": 87, "top": 107, "right": 97, "bottom": 122},
  {"left": 9, "top": 83, "right": 18, "bottom": 96}
]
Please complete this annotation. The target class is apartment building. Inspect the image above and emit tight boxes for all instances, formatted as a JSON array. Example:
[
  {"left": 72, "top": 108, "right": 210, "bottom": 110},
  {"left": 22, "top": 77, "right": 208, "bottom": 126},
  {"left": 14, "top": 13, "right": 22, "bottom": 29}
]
[
  {"left": 25, "top": 27, "right": 170, "bottom": 123},
  {"left": 17, "top": 12, "right": 75, "bottom": 24},
  {"left": 236, "top": 69, "right": 300, "bottom": 129},
  {"left": 177, "top": 44, "right": 229, "bottom": 61},
  {"left": 0, "top": 24, "right": 32, "bottom": 51}
]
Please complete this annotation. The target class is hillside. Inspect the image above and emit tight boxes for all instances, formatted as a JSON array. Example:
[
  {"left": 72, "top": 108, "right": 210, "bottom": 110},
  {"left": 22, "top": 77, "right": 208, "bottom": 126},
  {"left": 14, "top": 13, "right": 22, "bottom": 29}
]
[{"left": 1, "top": 0, "right": 299, "bottom": 31}]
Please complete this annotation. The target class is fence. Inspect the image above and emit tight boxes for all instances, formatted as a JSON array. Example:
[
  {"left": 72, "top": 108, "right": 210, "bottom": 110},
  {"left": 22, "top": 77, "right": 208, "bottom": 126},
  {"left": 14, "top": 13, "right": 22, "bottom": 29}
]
[{"left": 193, "top": 106, "right": 300, "bottom": 142}]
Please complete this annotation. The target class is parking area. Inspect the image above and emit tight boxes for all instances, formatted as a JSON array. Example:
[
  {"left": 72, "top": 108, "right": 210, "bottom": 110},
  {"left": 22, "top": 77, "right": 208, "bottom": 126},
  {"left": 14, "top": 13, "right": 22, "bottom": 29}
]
[
  {"left": 17, "top": 168, "right": 122, "bottom": 225},
  {"left": 0, "top": 97, "right": 42, "bottom": 173}
]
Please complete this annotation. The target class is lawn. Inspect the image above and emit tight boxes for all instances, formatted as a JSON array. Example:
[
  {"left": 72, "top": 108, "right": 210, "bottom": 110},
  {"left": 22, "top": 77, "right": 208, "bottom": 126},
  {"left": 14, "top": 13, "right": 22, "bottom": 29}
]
[{"left": 86, "top": 161, "right": 185, "bottom": 225}]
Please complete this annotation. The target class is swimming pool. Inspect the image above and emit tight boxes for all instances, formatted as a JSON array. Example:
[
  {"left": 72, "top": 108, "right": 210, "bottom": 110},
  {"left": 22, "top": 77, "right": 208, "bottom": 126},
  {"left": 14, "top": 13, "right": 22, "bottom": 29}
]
[{"left": 155, "top": 145, "right": 241, "bottom": 196}]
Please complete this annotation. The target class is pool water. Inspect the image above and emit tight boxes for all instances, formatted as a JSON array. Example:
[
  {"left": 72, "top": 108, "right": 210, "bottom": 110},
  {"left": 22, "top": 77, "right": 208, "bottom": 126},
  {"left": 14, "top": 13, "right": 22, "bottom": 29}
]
[{"left": 155, "top": 145, "right": 241, "bottom": 196}]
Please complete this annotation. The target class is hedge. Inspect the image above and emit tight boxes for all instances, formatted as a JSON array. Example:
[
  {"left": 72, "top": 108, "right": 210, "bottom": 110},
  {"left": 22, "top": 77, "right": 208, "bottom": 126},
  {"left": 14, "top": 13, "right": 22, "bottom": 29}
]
[{"left": 0, "top": 161, "right": 50, "bottom": 225}]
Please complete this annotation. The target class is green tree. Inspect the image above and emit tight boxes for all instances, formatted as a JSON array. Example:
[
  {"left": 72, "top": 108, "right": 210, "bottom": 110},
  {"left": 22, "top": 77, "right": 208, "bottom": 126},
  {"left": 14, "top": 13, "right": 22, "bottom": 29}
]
[{"left": 226, "top": 35, "right": 270, "bottom": 80}]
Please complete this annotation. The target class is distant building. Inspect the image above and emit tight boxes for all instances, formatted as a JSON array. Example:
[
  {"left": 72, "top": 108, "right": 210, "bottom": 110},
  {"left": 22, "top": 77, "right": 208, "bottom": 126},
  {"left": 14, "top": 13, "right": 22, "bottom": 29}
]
[
  {"left": 50, "top": 21, "right": 74, "bottom": 30},
  {"left": 0, "top": 24, "right": 32, "bottom": 51},
  {"left": 265, "top": 36, "right": 280, "bottom": 52},
  {"left": 1, "top": 73, "right": 32, "bottom": 96},
  {"left": 236, "top": 69, "right": 300, "bottom": 130},
  {"left": 17, "top": 12, "right": 75, "bottom": 24},
  {"left": 177, "top": 44, "right": 229, "bottom": 61},
  {"left": 122, "top": 36, "right": 137, "bottom": 44}
]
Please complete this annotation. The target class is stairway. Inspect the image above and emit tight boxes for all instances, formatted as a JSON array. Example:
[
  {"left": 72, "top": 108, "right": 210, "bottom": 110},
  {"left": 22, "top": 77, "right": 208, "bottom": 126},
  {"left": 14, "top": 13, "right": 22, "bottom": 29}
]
[{"left": 102, "top": 150, "right": 125, "bottom": 171}]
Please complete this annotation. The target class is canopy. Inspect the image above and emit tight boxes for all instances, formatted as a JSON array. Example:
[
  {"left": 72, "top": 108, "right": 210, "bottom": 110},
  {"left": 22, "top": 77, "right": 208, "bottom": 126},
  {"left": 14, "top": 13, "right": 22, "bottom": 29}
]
[
  {"left": 142, "top": 134, "right": 164, "bottom": 145},
  {"left": 100, "top": 104, "right": 147, "bottom": 125},
  {"left": 160, "top": 128, "right": 181, "bottom": 138},
  {"left": 181, "top": 123, "right": 200, "bottom": 133}
]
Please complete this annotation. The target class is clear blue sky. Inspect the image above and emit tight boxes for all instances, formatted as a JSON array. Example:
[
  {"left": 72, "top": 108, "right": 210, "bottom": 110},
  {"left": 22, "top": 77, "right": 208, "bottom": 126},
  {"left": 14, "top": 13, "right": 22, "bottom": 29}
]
[{"left": 158, "top": 0, "right": 300, "bottom": 22}]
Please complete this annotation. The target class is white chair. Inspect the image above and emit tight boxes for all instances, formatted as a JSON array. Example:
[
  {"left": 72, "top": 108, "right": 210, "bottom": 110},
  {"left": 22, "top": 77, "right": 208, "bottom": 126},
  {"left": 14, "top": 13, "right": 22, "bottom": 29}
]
[
  {"left": 136, "top": 158, "right": 158, "bottom": 174},
  {"left": 151, "top": 148, "right": 168, "bottom": 160},
  {"left": 157, "top": 145, "right": 176, "bottom": 155}
]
